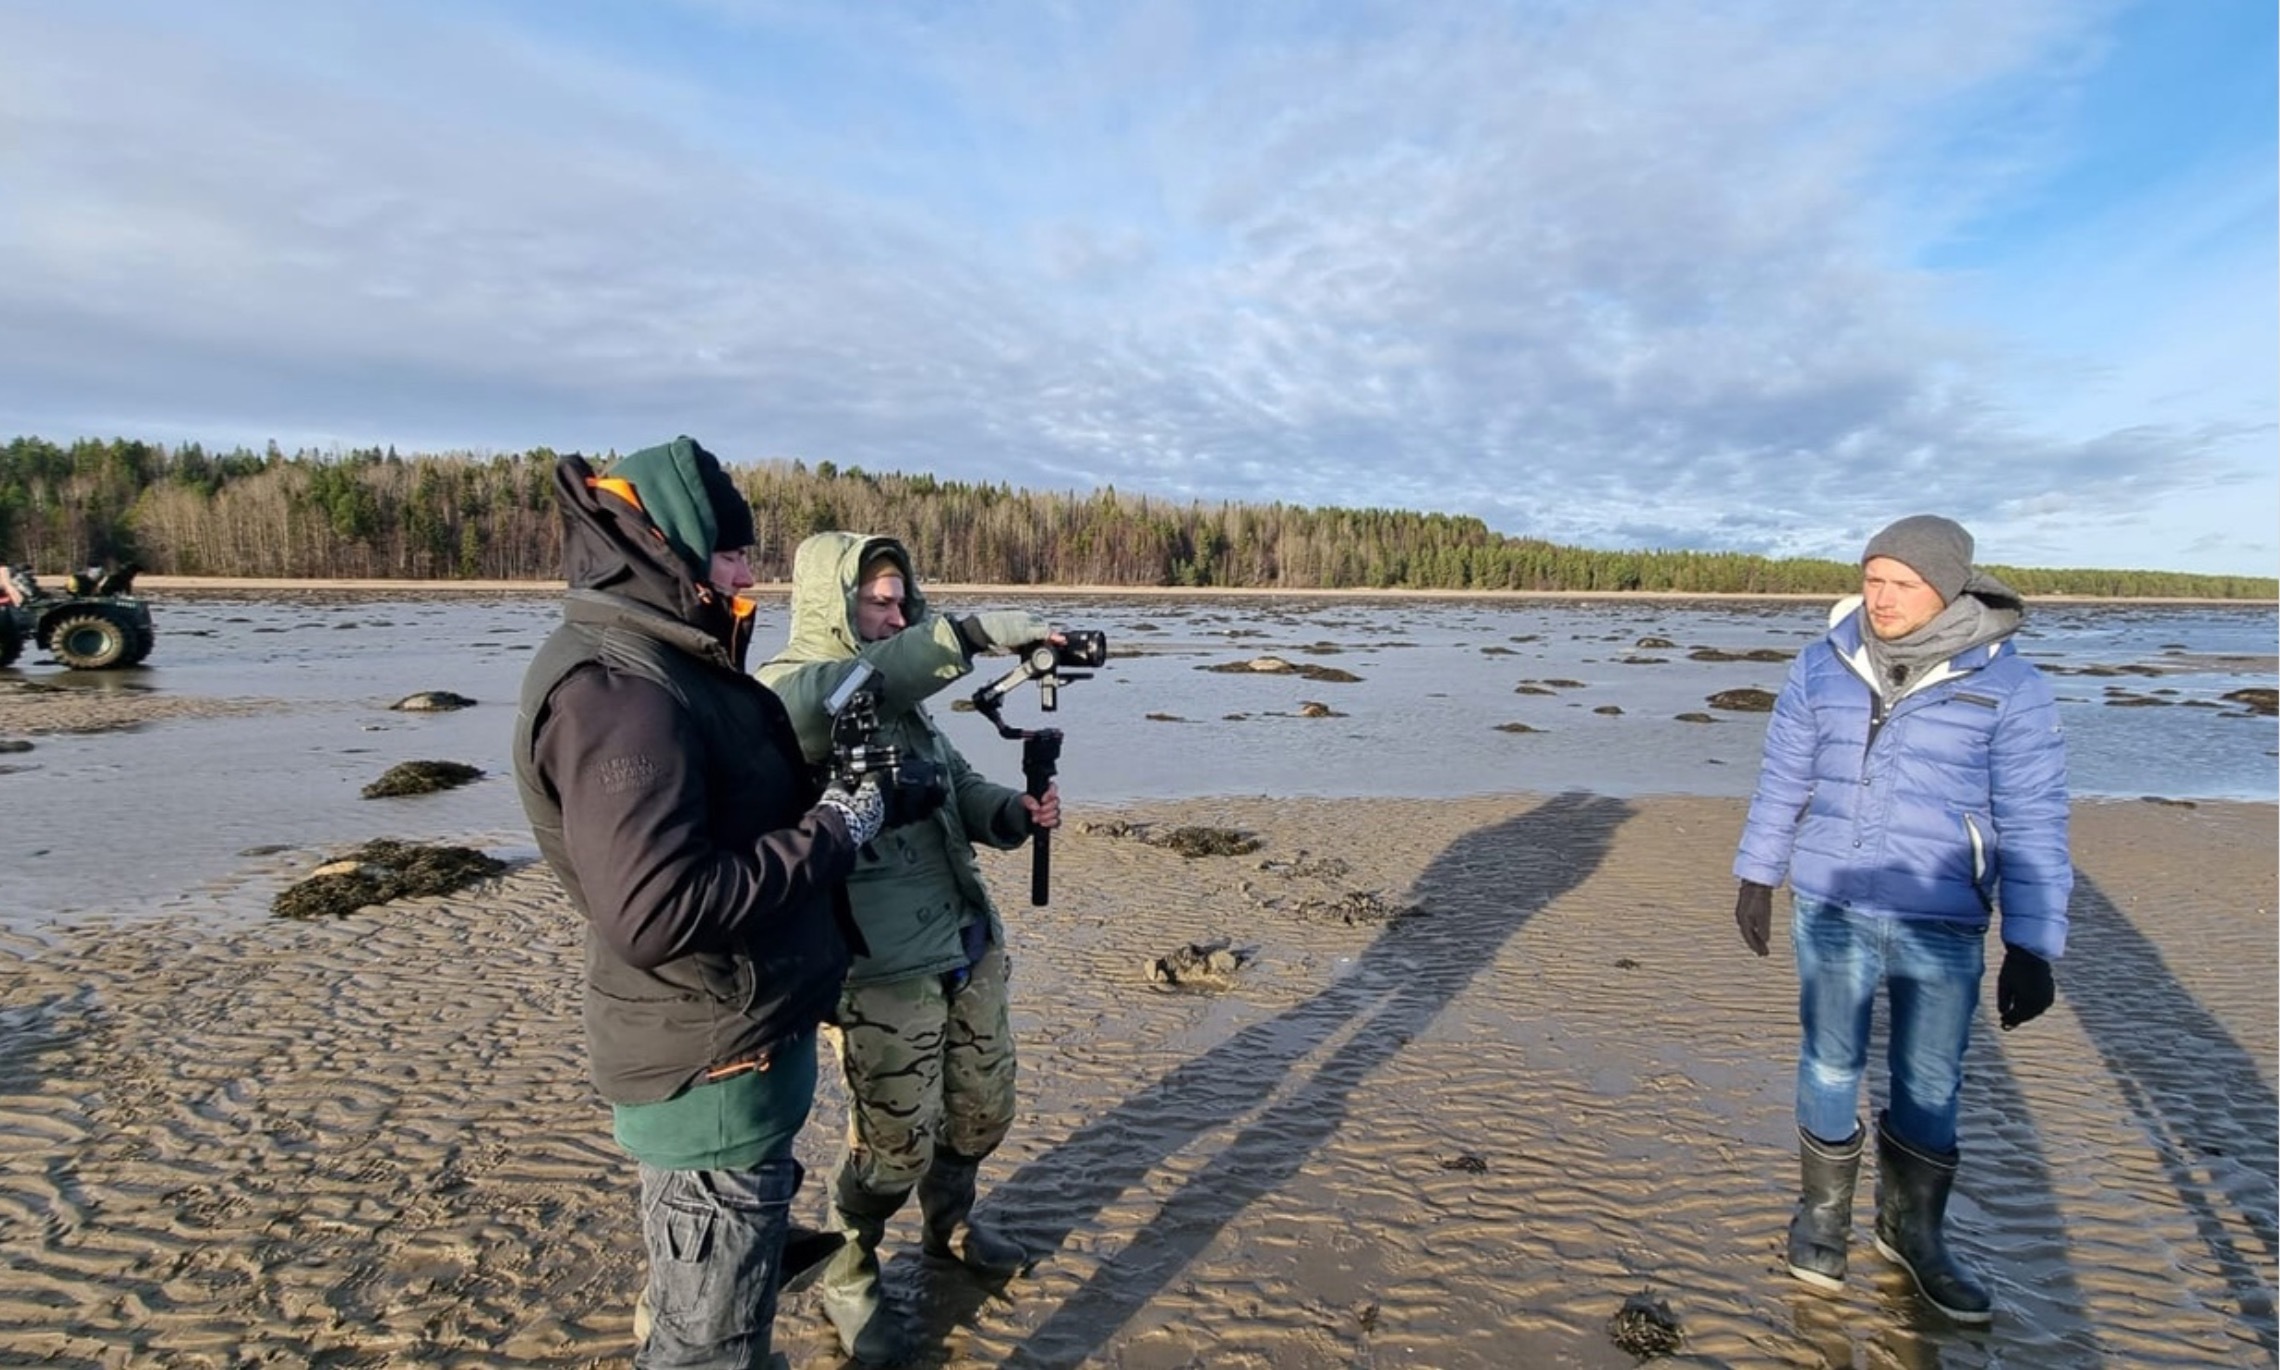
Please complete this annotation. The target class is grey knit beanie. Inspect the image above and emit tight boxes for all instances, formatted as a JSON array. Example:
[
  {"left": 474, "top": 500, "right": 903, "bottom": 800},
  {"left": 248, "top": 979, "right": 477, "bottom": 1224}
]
[{"left": 1862, "top": 515, "right": 1974, "bottom": 605}]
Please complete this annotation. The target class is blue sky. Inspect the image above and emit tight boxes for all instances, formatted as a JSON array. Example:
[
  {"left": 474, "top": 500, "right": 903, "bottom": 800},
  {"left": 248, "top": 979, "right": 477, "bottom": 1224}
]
[{"left": 2, "top": 1, "right": 2272, "bottom": 576}]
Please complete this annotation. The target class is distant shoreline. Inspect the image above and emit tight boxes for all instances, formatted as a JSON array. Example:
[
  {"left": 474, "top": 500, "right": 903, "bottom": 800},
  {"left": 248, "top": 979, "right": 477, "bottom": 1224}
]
[{"left": 132, "top": 576, "right": 2274, "bottom": 607}]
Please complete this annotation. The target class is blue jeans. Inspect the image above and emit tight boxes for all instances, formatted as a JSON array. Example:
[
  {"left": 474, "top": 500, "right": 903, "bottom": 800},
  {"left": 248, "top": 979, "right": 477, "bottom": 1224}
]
[
  {"left": 636, "top": 1158, "right": 800, "bottom": 1369},
  {"left": 1792, "top": 896, "right": 1984, "bottom": 1154}
]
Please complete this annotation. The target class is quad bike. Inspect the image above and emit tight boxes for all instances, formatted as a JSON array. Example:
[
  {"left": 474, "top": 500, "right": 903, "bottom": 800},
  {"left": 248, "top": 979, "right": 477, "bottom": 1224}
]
[{"left": 0, "top": 565, "right": 156, "bottom": 670}]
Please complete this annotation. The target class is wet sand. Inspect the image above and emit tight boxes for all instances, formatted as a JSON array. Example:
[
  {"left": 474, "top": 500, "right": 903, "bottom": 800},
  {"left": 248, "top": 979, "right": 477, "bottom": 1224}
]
[
  {"left": 1, "top": 794, "right": 2272, "bottom": 1368},
  {"left": 0, "top": 673, "right": 282, "bottom": 737}
]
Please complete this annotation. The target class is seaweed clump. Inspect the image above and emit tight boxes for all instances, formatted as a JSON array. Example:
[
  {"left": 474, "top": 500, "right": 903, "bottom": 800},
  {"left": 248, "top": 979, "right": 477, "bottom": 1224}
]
[
  {"left": 362, "top": 760, "right": 485, "bottom": 798},
  {"left": 273, "top": 839, "right": 505, "bottom": 920},
  {"left": 1146, "top": 940, "right": 1250, "bottom": 988},
  {"left": 1148, "top": 826, "right": 1263, "bottom": 858},
  {"left": 1606, "top": 1289, "right": 1683, "bottom": 1359}
]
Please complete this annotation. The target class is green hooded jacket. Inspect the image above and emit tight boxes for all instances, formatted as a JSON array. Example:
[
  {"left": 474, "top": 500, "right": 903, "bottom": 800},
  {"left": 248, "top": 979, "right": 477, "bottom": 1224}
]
[{"left": 756, "top": 532, "right": 1034, "bottom": 987}]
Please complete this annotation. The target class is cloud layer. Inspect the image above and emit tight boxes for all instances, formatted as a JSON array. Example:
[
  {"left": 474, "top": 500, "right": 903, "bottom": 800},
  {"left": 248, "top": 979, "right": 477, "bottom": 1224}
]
[{"left": 2, "top": 1, "right": 2272, "bottom": 573}]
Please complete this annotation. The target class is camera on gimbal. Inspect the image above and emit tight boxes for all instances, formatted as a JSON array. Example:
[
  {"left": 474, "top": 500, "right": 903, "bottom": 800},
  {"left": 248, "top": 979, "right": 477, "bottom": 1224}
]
[
  {"left": 822, "top": 662, "right": 945, "bottom": 816},
  {"left": 1046, "top": 629, "right": 1108, "bottom": 671}
]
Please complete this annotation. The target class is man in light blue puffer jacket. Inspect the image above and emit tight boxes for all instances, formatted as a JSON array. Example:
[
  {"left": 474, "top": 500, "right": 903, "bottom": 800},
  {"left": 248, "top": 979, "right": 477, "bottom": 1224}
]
[{"left": 1731, "top": 514, "right": 2071, "bottom": 1325}]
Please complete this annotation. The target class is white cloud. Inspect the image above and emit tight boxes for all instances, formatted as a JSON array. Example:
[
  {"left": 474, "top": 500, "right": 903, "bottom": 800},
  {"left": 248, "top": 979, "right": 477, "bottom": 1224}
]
[{"left": 0, "top": 0, "right": 2269, "bottom": 575}]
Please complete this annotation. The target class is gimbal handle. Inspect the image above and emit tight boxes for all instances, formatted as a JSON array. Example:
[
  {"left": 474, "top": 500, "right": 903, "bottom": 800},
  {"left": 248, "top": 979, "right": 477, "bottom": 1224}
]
[
  {"left": 971, "top": 642, "right": 1088, "bottom": 906},
  {"left": 1021, "top": 730, "right": 1062, "bottom": 906}
]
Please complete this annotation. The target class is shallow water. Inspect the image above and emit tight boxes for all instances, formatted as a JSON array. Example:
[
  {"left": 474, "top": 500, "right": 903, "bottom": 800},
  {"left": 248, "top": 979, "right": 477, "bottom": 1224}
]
[{"left": 1, "top": 590, "right": 2271, "bottom": 926}]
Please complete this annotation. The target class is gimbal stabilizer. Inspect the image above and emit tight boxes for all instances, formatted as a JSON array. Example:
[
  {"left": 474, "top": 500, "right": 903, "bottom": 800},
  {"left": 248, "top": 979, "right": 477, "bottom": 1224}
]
[{"left": 969, "top": 633, "right": 1105, "bottom": 905}]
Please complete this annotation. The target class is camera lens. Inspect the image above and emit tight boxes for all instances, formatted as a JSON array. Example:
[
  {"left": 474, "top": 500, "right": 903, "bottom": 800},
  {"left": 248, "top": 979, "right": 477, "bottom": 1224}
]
[{"left": 1055, "top": 630, "right": 1108, "bottom": 668}]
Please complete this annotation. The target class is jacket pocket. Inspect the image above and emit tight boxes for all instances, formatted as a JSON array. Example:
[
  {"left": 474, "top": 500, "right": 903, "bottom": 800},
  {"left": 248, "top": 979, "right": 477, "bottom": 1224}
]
[{"left": 1960, "top": 812, "right": 1994, "bottom": 911}]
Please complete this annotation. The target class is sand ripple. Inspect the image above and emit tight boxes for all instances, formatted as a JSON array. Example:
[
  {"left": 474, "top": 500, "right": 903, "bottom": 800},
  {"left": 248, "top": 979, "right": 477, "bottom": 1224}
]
[{"left": 0, "top": 796, "right": 2271, "bottom": 1367}]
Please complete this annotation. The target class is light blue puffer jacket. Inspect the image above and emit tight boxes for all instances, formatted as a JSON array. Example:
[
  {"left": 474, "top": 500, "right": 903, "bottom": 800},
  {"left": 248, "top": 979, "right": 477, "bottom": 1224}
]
[{"left": 1733, "top": 594, "right": 2072, "bottom": 959}]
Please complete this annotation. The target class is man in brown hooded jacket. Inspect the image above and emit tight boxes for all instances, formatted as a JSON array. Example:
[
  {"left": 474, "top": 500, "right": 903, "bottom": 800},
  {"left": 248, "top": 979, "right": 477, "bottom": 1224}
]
[{"left": 514, "top": 437, "right": 886, "bottom": 1369}]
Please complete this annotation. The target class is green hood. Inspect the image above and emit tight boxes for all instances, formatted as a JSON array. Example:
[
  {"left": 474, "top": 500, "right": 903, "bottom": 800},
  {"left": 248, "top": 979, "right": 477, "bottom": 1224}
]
[
  {"left": 777, "top": 531, "right": 933, "bottom": 663},
  {"left": 609, "top": 437, "right": 734, "bottom": 579}
]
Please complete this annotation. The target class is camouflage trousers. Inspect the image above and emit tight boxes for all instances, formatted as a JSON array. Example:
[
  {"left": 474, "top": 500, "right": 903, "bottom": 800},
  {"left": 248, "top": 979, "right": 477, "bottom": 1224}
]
[{"left": 825, "top": 943, "right": 1016, "bottom": 1195}]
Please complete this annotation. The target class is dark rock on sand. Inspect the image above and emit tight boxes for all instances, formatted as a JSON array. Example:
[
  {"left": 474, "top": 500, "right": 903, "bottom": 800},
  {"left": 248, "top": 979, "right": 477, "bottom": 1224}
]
[
  {"left": 1201, "top": 656, "right": 1362, "bottom": 683},
  {"left": 362, "top": 760, "right": 486, "bottom": 798},
  {"left": 1675, "top": 712, "right": 1716, "bottom": 724},
  {"left": 389, "top": 691, "right": 478, "bottom": 712},
  {"left": 2222, "top": 687, "right": 2276, "bottom": 716},
  {"left": 1688, "top": 646, "right": 1791, "bottom": 663},
  {"left": 1294, "top": 701, "right": 1343, "bottom": 718},
  {"left": 1706, "top": 688, "right": 1777, "bottom": 713},
  {"left": 1593, "top": 705, "right": 1624, "bottom": 716},
  {"left": 1495, "top": 722, "right": 1542, "bottom": 734},
  {"left": 272, "top": 839, "right": 506, "bottom": 919},
  {"left": 0, "top": 739, "right": 31, "bottom": 754}
]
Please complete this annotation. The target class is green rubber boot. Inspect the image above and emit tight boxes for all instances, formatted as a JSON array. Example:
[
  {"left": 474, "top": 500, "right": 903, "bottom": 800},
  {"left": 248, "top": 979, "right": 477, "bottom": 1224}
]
[
  {"left": 818, "top": 1164, "right": 917, "bottom": 1366},
  {"left": 918, "top": 1147, "right": 1030, "bottom": 1277}
]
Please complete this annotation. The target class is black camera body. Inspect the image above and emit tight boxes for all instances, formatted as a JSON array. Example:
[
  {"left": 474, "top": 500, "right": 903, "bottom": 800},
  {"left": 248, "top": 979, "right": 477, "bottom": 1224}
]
[{"left": 1049, "top": 629, "right": 1108, "bottom": 670}]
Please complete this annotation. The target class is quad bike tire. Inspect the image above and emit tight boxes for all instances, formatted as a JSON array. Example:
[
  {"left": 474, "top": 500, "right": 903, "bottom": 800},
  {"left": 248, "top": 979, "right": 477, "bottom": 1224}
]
[
  {"left": 121, "top": 618, "right": 155, "bottom": 668},
  {"left": 48, "top": 610, "right": 134, "bottom": 670},
  {"left": 0, "top": 616, "right": 20, "bottom": 669}
]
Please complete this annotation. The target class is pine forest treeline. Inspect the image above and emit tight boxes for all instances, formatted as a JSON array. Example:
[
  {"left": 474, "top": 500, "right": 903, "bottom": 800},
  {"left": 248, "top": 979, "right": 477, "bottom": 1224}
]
[{"left": 3, "top": 436, "right": 2272, "bottom": 599}]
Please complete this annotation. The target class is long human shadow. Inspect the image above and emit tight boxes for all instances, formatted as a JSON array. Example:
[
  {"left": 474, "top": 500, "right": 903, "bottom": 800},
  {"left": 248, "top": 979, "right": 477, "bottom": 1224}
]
[
  {"left": 1838, "top": 857, "right": 2275, "bottom": 1365},
  {"left": 1857, "top": 975, "right": 2097, "bottom": 1365},
  {"left": 905, "top": 791, "right": 1633, "bottom": 1368},
  {"left": 2057, "top": 865, "right": 2279, "bottom": 1355}
]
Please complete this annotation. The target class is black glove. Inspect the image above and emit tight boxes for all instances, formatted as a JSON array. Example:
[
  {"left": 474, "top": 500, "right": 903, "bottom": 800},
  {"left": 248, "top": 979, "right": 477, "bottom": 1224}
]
[
  {"left": 1734, "top": 881, "right": 1773, "bottom": 957},
  {"left": 1997, "top": 945, "right": 2054, "bottom": 1030},
  {"left": 882, "top": 768, "right": 946, "bottom": 829}
]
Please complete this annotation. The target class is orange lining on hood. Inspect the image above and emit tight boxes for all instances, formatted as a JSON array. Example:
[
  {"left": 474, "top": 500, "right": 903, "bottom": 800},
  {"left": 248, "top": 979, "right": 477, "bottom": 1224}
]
[
  {"left": 588, "top": 476, "right": 644, "bottom": 511},
  {"left": 591, "top": 473, "right": 753, "bottom": 627}
]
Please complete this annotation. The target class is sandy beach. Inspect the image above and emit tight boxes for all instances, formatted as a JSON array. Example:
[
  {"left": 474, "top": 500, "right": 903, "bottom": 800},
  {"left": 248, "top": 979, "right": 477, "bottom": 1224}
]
[{"left": 2, "top": 789, "right": 2272, "bottom": 1368}]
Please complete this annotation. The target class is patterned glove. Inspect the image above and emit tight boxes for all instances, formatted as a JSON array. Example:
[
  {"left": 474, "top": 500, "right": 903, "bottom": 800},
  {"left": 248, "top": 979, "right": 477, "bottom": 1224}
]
[
  {"left": 811, "top": 774, "right": 886, "bottom": 847},
  {"left": 955, "top": 611, "right": 1052, "bottom": 655}
]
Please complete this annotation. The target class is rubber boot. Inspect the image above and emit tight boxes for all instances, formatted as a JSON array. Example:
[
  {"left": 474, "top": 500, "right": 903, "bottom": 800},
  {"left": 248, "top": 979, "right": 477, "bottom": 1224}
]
[
  {"left": 918, "top": 1148, "right": 1030, "bottom": 1277},
  {"left": 1785, "top": 1121, "right": 1863, "bottom": 1291},
  {"left": 818, "top": 1164, "right": 917, "bottom": 1366},
  {"left": 1871, "top": 1111, "right": 1992, "bottom": 1323}
]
